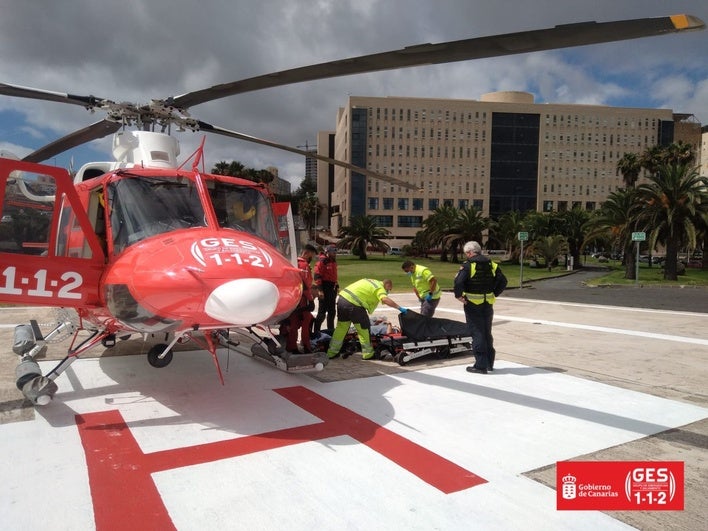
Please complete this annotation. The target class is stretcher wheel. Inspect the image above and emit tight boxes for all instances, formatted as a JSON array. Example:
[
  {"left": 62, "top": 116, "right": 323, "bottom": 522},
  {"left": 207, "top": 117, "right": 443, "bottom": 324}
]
[
  {"left": 375, "top": 344, "right": 395, "bottom": 361},
  {"left": 342, "top": 342, "right": 359, "bottom": 359},
  {"left": 436, "top": 345, "right": 450, "bottom": 359},
  {"left": 395, "top": 352, "right": 408, "bottom": 366}
]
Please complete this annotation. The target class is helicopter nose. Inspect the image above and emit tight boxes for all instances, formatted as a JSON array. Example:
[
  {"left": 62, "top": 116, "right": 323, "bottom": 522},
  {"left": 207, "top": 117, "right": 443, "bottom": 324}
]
[{"left": 205, "top": 278, "right": 280, "bottom": 325}]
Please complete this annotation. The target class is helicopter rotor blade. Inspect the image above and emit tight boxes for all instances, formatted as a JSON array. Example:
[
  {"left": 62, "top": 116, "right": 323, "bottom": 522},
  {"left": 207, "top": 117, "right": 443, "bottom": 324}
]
[
  {"left": 0, "top": 82, "right": 103, "bottom": 108},
  {"left": 171, "top": 14, "right": 704, "bottom": 109},
  {"left": 22, "top": 119, "right": 121, "bottom": 163},
  {"left": 197, "top": 120, "right": 421, "bottom": 191}
]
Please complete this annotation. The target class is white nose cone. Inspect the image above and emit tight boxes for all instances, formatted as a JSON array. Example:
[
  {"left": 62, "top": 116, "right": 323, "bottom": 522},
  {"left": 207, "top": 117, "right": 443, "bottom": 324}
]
[{"left": 205, "top": 278, "right": 280, "bottom": 325}]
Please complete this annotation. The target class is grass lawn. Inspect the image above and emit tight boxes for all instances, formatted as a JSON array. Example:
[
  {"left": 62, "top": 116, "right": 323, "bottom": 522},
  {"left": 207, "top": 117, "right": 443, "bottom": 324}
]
[
  {"left": 334, "top": 255, "right": 708, "bottom": 292},
  {"left": 334, "top": 254, "right": 568, "bottom": 292}
]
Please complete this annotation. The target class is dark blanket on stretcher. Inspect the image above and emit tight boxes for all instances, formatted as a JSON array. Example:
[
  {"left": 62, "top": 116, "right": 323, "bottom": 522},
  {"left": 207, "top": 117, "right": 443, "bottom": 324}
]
[{"left": 398, "top": 310, "right": 470, "bottom": 341}]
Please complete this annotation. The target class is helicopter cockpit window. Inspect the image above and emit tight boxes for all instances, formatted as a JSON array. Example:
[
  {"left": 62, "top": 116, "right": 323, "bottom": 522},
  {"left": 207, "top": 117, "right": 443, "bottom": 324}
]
[
  {"left": 208, "top": 182, "right": 278, "bottom": 246},
  {"left": 108, "top": 175, "right": 205, "bottom": 253}
]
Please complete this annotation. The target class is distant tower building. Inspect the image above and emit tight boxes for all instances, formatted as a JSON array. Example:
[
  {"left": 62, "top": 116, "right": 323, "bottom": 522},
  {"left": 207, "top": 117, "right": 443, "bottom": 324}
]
[
  {"left": 305, "top": 152, "right": 317, "bottom": 182},
  {"left": 297, "top": 141, "right": 317, "bottom": 183}
]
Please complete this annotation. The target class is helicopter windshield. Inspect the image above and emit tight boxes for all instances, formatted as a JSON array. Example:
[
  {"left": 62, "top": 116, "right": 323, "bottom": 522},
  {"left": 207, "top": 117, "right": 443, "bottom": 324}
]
[
  {"left": 207, "top": 181, "right": 278, "bottom": 246},
  {"left": 108, "top": 175, "right": 205, "bottom": 252}
]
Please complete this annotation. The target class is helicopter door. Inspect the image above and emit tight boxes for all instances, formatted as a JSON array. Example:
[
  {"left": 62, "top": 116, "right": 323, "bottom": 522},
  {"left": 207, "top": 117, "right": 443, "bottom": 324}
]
[
  {"left": 273, "top": 202, "right": 297, "bottom": 265},
  {"left": 0, "top": 158, "right": 105, "bottom": 308}
]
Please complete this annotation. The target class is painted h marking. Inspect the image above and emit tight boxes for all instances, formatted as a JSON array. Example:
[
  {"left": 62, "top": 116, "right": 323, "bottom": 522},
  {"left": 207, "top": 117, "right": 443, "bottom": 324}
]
[{"left": 77, "top": 386, "right": 485, "bottom": 530}]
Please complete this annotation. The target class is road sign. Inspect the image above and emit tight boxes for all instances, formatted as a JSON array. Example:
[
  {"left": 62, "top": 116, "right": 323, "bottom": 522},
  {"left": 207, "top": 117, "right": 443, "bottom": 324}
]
[
  {"left": 518, "top": 231, "right": 529, "bottom": 241},
  {"left": 632, "top": 232, "right": 646, "bottom": 242}
]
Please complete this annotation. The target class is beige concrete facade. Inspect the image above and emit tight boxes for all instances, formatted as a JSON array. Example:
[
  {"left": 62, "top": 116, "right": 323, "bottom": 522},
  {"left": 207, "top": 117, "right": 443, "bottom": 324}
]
[
  {"left": 326, "top": 93, "right": 699, "bottom": 240},
  {"left": 701, "top": 127, "right": 708, "bottom": 178}
]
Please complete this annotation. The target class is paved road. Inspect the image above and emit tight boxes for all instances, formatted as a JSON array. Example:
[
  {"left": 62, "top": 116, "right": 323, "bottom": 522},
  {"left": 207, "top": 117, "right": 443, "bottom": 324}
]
[{"left": 510, "top": 268, "right": 708, "bottom": 313}]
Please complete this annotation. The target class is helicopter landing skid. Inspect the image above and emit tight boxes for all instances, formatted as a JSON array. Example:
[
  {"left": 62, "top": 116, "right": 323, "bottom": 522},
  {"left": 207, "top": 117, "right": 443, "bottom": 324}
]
[{"left": 13, "top": 319, "right": 110, "bottom": 406}]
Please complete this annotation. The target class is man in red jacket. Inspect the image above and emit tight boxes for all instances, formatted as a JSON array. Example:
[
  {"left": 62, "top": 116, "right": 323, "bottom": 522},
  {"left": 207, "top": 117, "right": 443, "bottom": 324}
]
[
  {"left": 282, "top": 244, "right": 318, "bottom": 353},
  {"left": 312, "top": 244, "right": 338, "bottom": 335}
]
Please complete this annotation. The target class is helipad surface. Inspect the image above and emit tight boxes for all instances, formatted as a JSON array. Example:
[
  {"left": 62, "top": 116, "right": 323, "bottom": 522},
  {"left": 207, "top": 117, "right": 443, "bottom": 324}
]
[{"left": 1, "top": 292, "right": 707, "bottom": 530}]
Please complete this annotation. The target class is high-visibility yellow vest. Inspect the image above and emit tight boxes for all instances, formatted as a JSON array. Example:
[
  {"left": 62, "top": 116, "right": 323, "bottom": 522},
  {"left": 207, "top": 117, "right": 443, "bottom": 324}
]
[{"left": 462, "top": 261, "right": 498, "bottom": 305}]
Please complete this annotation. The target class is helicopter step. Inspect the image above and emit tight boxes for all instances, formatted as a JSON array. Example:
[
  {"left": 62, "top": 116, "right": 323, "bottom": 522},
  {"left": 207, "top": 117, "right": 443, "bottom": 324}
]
[
  {"left": 238, "top": 328, "right": 327, "bottom": 373},
  {"left": 249, "top": 344, "right": 327, "bottom": 373}
]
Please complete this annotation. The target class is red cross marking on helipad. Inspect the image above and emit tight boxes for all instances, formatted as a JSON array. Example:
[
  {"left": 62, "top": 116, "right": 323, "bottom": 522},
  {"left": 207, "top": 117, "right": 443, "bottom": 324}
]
[{"left": 77, "top": 386, "right": 486, "bottom": 530}]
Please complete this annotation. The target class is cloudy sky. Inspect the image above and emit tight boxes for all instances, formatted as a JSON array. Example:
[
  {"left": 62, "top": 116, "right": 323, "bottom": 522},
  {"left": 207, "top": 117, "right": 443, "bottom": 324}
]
[{"left": 0, "top": 0, "right": 706, "bottom": 186}]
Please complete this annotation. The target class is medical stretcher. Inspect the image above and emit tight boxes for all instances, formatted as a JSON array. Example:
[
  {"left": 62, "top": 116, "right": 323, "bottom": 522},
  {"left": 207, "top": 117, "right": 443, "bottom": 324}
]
[{"left": 374, "top": 311, "right": 473, "bottom": 365}]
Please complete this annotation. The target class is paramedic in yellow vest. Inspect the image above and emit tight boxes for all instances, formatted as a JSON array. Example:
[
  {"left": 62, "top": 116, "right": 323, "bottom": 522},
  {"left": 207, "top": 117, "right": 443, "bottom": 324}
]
[
  {"left": 453, "top": 241, "right": 508, "bottom": 374},
  {"left": 401, "top": 260, "right": 442, "bottom": 317},
  {"left": 326, "top": 278, "right": 408, "bottom": 360}
]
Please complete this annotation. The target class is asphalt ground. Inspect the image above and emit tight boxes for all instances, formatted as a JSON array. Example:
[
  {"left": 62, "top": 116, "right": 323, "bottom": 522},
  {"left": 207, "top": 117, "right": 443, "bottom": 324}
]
[
  {"left": 0, "top": 269, "right": 706, "bottom": 530},
  {"left": 509, "top": 268, "right": 708, "bottom": 313}
]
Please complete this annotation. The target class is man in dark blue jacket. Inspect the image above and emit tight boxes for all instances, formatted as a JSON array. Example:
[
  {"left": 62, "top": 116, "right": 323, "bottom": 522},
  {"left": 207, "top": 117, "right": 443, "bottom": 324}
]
[{"left": 454, "top": 241, "right": 507, "bottom": 374}]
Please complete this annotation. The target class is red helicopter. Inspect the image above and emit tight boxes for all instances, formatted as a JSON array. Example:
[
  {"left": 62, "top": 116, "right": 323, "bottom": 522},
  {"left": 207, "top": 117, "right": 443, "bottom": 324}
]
[{"left": 0, "top": 13, "right": 702, "bottom": 405}]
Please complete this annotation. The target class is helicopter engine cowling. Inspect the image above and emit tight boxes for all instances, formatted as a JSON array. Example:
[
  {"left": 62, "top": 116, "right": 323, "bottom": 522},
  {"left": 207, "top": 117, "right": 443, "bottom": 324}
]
[{"left": 102, "top": 229, "right": 302, "bottom": 332}]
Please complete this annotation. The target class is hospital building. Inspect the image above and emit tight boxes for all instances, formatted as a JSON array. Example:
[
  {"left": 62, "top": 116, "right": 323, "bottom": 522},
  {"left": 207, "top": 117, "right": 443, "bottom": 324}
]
[{"left": 314, "top": 92, "right": 702, "bottom": 242}]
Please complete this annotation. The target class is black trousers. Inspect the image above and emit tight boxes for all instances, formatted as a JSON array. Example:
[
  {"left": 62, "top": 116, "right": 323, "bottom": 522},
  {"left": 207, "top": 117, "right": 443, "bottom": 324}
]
[
  {"left": 313, "top": 281, "right": 337, "bottom": 333},
  {"left": 463, "top": 301, "right": 495, "bottom": 370}
]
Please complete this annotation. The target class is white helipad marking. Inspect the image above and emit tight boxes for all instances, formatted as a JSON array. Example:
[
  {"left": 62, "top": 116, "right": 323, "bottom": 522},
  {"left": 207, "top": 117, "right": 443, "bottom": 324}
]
[
  {"left": 433, "top": 306, "right": 708, "bottom": 346},
  {"left": 504, "top": 296, "right": 708, "bottom": 317}
]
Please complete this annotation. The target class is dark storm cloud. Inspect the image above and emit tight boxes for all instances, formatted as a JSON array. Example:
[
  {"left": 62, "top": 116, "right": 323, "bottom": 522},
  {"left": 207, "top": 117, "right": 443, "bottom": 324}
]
[{"left": 0, "top": 0, "right": 705, "bottom": 183}]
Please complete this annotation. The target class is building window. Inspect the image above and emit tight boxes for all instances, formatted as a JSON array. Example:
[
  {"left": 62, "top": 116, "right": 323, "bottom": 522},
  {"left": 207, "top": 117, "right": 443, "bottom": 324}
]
[
  {"left": 397, "top": 216, "right": 423, "bottom": 228},
  {"left": 472, "top": 199, "right": 483, "bottom": 210},
  {"left": 368, "top": 197, "right": 379, "bottom": 210},
  {"left": 375, "top": 215, "right": 393, "bottom": 227},
  {"left": 428, "top": 198, "right": 439, "bottom": 210},
  {"left": 443, "top": 198, "right": 453, "bottom": 207},
  {"left": 397, "top": 198, "right": 409, "bottom": 210},
  {"left": 458, "top": 199, "right": 469, "bottom": 209},
  {"left": 543, "top": 201, "right": 554, "bottom": 212},
  {"left": 383, "top": 197, "right": 394, "bottom": 210},
  {"left": 412, "top": 198, "right": 423, "bottom": 210}
]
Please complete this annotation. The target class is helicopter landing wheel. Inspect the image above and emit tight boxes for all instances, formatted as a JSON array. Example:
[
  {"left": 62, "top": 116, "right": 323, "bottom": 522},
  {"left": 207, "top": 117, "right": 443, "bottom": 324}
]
[{"left": 147, "top": 344, "right": 173, "bottom": 368}]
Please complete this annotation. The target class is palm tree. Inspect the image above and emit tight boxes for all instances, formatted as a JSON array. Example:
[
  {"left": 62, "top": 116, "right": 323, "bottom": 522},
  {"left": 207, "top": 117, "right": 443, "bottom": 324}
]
[
  {"left": 531, "top": 235, "right": 568, "bottom": 271},
  {"left": 410, "top": 230, "right": 435, "bottom": 258},
  {"left": 420, "top": 205, "right": 458, "bottom": 261},
  {"left": 636, "top": 163, "right": 708, "bottom": 280},
  {"left": 298, "top": 193, "right": 322, "bottom": 240},
  {"left": 583, "top": 188, "right": 642, "bottom": 279},
  {"left": 211, "top": 160, "right": 245, "bottom": 176},
  {"left": 641, "top": 145, "right": 667, "bottom": 176},
  {"left": 554, "top": 208, "right": 590, "bottom": 270},
  {"left": 443, "top": 206, "right": 488, "bottom": 262},
  {"left": 641, "top": 142, "right": 696, "bottom": 177},
  {"left": 664, "top": 141, "right": 696, "bottom": 166},
  {"left": 523, "top": 210, "right": 555, "bottom": 240},
  {"left": 337, "top": 215, "right": 391, "bottom": 260},
  {"left": 492, "top": 210, "right": 525, "bottom": 259},
  {"left": 616, "top": 152, "right": 642, "bottom": 188}
]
